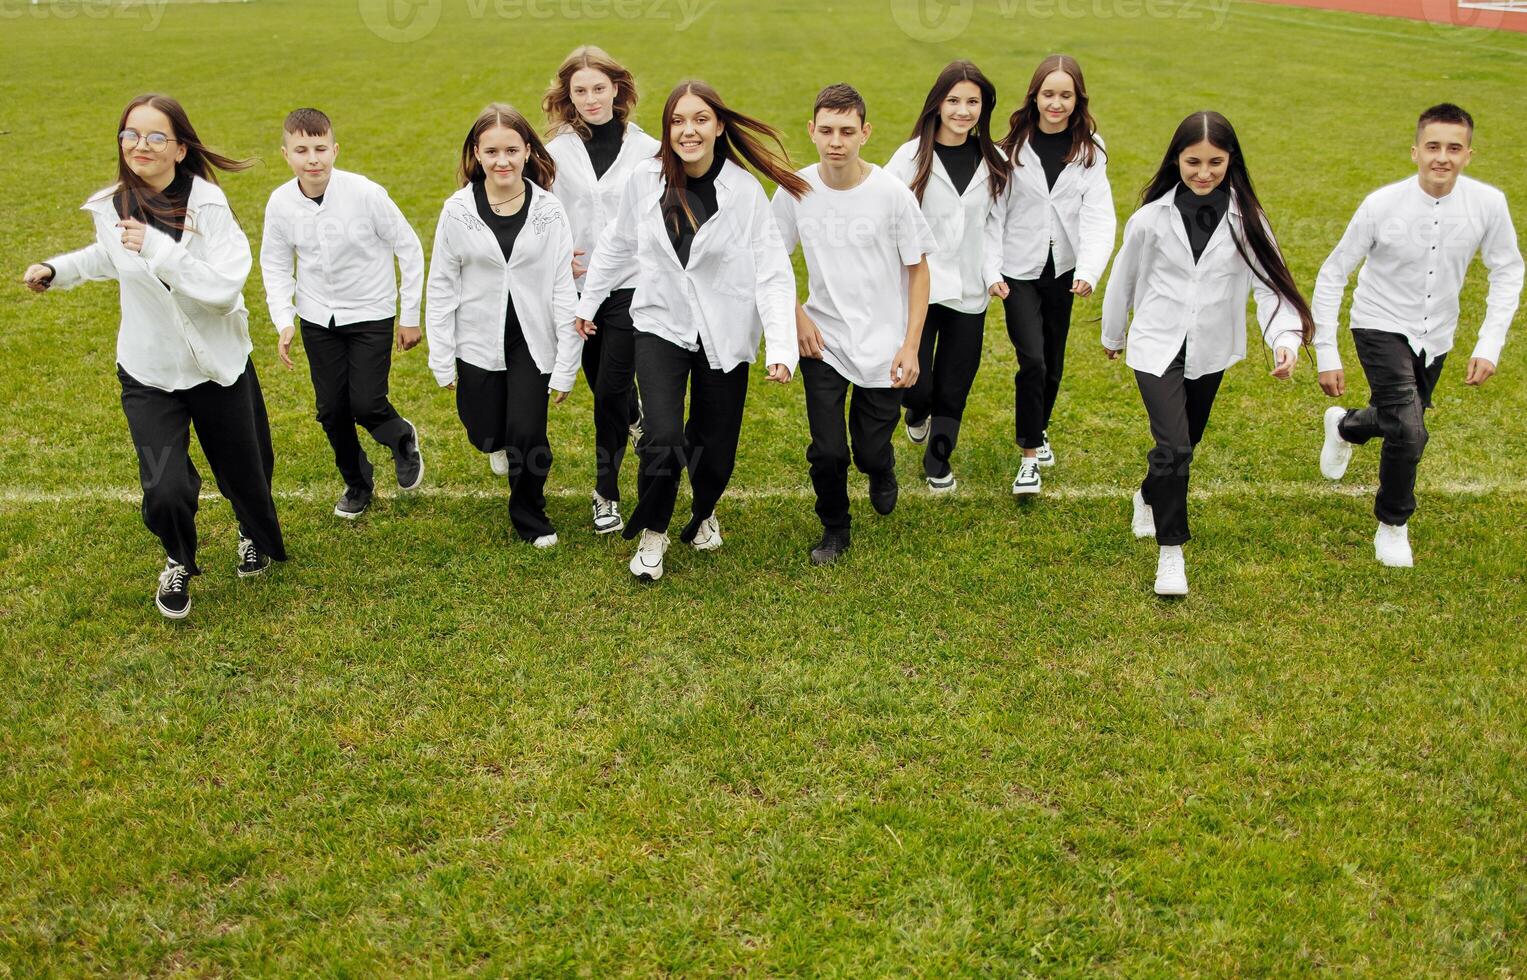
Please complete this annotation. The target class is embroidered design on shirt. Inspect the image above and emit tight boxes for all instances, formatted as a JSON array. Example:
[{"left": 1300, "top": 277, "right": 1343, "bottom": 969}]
[
  {"left": 530, "top": 207, "right": 559, "bottom": 237},
  {"left": 452, "top": 209, "right": 487, "bottom": 234}
]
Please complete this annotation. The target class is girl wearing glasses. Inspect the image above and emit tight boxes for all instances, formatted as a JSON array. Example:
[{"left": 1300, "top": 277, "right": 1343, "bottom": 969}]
[{"left": 22, "top": 93, "right": 285, "bottom": 621}]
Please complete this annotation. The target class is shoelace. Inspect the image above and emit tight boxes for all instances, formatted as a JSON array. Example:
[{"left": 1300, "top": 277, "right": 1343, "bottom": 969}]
[
  {"left": 1021, "top": 459, "right": 1039, "bottom": 477},
  {"left": 595, "top": 498, "right": 617, "bottom": 518},
  {"left": 160, "top": 564, "right": 188, "bottom": 592},
  {"left": 238, "top": 538, "right": 258, "bottom": 564}
]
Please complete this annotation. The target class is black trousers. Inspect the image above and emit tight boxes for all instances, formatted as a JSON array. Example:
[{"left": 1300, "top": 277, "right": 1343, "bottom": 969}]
[
  {"left": 1338, "top": 328, "right": 1447, "bottom": 527},
  {"left": 1003, "top": 253, "right": 1076, "bottom": 449},
  {"left": 454, "top": 322, "right": 555, "bottom": 541},
  {"left": 299, "top": 316, "right": 410, "bottom": 492},
  {"left": 582, "top": 288, "right": 641, "bottom": 501},
  {"left": 625, "top": 332, "right": 749, "bottom": 542},
  {"left": 117, "top": 359, "right": 287, "bottom": 575},
  {"left": 801, "top": 357, "right": 902, "bottom": 532},
  {"left": 1133, "top": 346, "right": 1224, "bottom": 546},
  {"left": 901, "top": 303, "right": 986, "bottom": 479}
]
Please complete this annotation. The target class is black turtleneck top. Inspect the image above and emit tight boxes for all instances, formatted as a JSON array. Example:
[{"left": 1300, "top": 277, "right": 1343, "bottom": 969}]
[
  {"left": 585, "top": 117, "right": 624, "bottom": 180},
  {"left": 117, "top": 166, "right": 194, "bottom": 242},
  {"left": 1175, "top": 182, "right": 1230, "bottom": 264},
  {"left": 665, "top": 153, "right": 725, "bottom": 268}
]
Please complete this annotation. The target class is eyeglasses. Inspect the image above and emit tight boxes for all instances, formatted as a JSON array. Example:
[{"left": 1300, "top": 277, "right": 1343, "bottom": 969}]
[{"left": 119, "top": 129, "right": 178, "bottom": 152}]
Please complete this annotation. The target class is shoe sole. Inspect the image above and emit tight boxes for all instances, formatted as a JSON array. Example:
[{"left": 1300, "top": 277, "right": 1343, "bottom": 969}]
[
  {"left": 631, "top": 564, "right": 663, "bottom": 581},
  {"left": 1154, "top": 584, "right": 1189, "bottom": 597},
  {"left": 155, "top": 595, "right": 190, "bottom": 619},
  {"left": 594, "top": 520, "right": 626, "bottom": 535},
  {"left": 1321, "top": 409, "right": 1351, "bottom": 481},
  {"left": 927, "top": 481, "right": 957, "bottom": 494},
  {"left": 1012, "top": 483, "right": 1042, "bottom": 496},
  {"left": 334, "top": 506, "right": 367, "bottom": 519},
  {"left": 1376, "top": 552, "right": 1414, "bottom": 568},
  {"left": 691, "top": 538, "right": 723, "bottom": 552},
  {"left": 237, "top": 564, "right": 269, "bottom": 579},
  {"left": 1133, "top": 525, "right": 1156, "bottom": 539}
]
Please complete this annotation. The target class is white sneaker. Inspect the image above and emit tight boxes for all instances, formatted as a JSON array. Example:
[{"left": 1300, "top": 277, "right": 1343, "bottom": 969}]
[
  {"left": 1154, "top": 545, "right": 1188, "bottom": 596},
  {"left": 592, "top": 492, "right": 624, "bottom": 534},
  {"left": 1036, "top": 432, "right": 1055, "bottom": 467},
  {"left": 1374, "top": 522, "right": 1414, "bottom": 568},
  {"left": 1320, "top": 406, "right": 1354, "bottom": 481},
  {"left": 691, "top": 514, "right": 722, "bottom": 551},
  {"left": 630, "top": 529, "right": 668, "bottom": 580},
  {"left": 1132, "top": 490, "right": 1156, "bottom": 539},
  {"left": 927, "top": 471, "right": 957, "bottom": 494},
  {"left": 1012, "top": 457, "right": 1042, "bottom": 495},
  {"left": 906, "top": 417, "right": 929, "bottom": 445},
  {"left": 532, "top": 533, "right": 558, "bottom": 549},
  {"left": 488, "top": 449, "right": 509, "bottom": 477}
]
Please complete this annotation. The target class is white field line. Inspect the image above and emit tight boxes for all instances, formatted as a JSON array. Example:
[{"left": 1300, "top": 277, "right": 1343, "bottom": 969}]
[
  {"left": 1, "top": 481, "right": 1522, "bottom": 507},
  {"left": 1231, "top": 6, "right": 1527, "bottom": 56}
]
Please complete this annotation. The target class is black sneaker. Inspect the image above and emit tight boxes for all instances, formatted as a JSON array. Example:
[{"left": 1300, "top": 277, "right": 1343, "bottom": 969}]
[
  {"left": 334, "top": 486, "right": 372, "bottom": 520},
  {"left": 395, "top": 420, "right": 424, "bottom": 490},
  {"left": 868, "top": 469, "right": 899, "bottom": 516},
  {"left": 236, "top": 535, "right": 271, "bottom": 578},
  {"left": 809, "top": 529, "right": 851, "bottom": 566},
  {"left": 155, "top": 559, "right": 191, "bottom": 619}
]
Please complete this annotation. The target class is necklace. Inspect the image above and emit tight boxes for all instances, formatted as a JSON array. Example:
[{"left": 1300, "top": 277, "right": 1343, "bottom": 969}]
[{"left": 487, "top": 184, "right": 526, "bottom": 215}]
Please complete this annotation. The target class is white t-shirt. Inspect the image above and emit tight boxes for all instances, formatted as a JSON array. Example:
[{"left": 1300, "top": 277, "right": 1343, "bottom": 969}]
[{"left": 772, "top": 163, "right": 936, "bottom": 388}]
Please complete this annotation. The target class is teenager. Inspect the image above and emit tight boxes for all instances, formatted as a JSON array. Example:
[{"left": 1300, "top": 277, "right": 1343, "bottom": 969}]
[
  {"left": 1314, "top": 103, "right": 1522, "bottom": 567},
  {"left": 260, "top": 107, "right": 425, "bottom": 520},
  {"left": 996, "top": 54, "right": 1116, "bottom": 496},
  {"left": 425, "top": 104, "right": 581, "bottom": 547},
  {"left": 884, "top": 60, "right": 1008, "bottom": 495},
  {"left": 774, "top": 84, "right": 935, "bottom": 564},
  {"left": 575, "top": 80, "right": 806, "bottom": 582},
  {"left": 1101, "top": 110, "right": 1311, "bottom": 596},
  {"left": 23, "top": 94, "right": 286, "bottom": 620},
  {"left": 543, "top": 45, "right": 660, "bottom": 535}
]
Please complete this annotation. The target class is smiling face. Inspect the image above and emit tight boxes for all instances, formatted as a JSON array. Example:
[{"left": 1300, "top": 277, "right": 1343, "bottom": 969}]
[
  {"left": 669, "top": 91, "right": 722, "bottom": 174},
  {"left": 1177, "top": 138, "right": 1229, "bottom": 195},
  {"left": 936, "top": 80, "right": 981, "bottom": 144},
  {"left": 1412, "top": 121, "right": 1472, "bottom": 196},
  {"left": 1034, "top": 69, "right": 1077, "bottom": 134},
  {"left": 809, "top": 107, "right": 869, "bottom": 168},
  {"left": 121, "top": 103, "right": 186, "bottom": 189},
  {"left": 570, "top": 66, "right": 616, "bottom": 127},
  {"left": 281, "top": 128, "right": 337, "bottom": 192},
  {"left": 474, "top": 124, "right": 527, "bottom": 194}
]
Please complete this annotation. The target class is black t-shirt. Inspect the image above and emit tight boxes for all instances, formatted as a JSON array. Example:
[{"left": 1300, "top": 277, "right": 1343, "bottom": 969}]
[
  {"left": 665, "top": 153, "right": 725, "bottom": 268},
  {"left": 1029, "top": 128, "right": 1072, "bottom": 191},
  {"left": 1174, "top": 182, "right": 1231, "bottom": 264},
  {"left": 304, "top": 189, "right": 326, "bottom": 207},
  {"left": 933, "top": 139, "right": 981, "bottom": 196},
  {"left": 474, "top": 178, "right": 534, "bottom": 339},
  {"left": 116, "top": 166, "right": 194, "bottom": 242},
  {"left": 585, "top": 118, "right": 624, "bottom": 181}
]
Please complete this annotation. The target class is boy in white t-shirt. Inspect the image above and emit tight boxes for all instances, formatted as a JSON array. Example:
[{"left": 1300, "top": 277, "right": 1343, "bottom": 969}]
[{"left": 772, "top": 84, "right": 936, "bottom": 565}]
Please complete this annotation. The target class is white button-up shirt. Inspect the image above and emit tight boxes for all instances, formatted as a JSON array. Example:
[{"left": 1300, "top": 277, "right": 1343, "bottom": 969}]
[
  {"left": 47, "top": 176, "right": 254, "bottom": 392},
  {"left": 576, "top": 158, "right": 799, "bottom": 375},
  {"left": 1312, "top": 175, "right": 1523, "bottom": 372},
  {"left": 259, "top": 168, "right": 424, "bottom": 332},
  {"left": 882, "top": 138, "right": 1003, "bottom": 315},
  {"left": 545, "top": 122, "right": 661, "bottom": 293},
  {"left": 998, "top": 135, "right": 1116, "bottom": 286},
  {"left": 1102, "top": 190, "right": 1304, "bottom": 380}
]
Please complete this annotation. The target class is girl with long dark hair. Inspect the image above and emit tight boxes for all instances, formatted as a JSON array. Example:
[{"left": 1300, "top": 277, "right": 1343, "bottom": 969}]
[
  {"left": 23, "top": 94, "right": 285, "bottom": 620},
  {"left": 885, "top": 59, "right": 1008, "bottom": 494},
  {"left": 995, "top": 54, "right": 1116, "bottom": 496},
  {"left": 575, "top": 80, "right": 806, "bottom": 582},
  {"left": 1100, "top": 110, "right": 1312, "bottom": 596}
]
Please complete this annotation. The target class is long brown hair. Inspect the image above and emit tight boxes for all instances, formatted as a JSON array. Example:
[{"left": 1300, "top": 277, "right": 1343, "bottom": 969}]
[
  {"left": 998, "top": 55, "right": 1104, "bottom": 170},
  {"left": 541, "top": 45, "right": 638, "bottom": 140},
  {"left": 458, "top": 103, "right": 556, "bottom": 190},
  {"left": 658, "top": 80, "right": 809, "bottom": 236},
  {"left": 113, "top": 94, "right": 251, "bottom": 234},
  {"left": 904, "top": 60, "right": 1008, "bottom": 203},
  {"left": 1139, "top": 111, "right": 1314, "bottom": 344}
]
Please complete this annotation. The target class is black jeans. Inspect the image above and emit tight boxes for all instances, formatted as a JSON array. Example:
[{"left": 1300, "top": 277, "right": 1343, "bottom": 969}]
[
  {"left": 1003, "top": 253, "right": 1076, "bottom": 449},
  {"left": 1133, "top": 346, "right": 1224, "bottom": 546},
  {"left": 625, "top": 332, "right": 749, "bottom": 542},
  {"left": 1338, "top": 328, "right": 1447, "bottom": 527},
  {"left": 454, "top": 321, "right": 555, "bottom": 541},
  {"left": 299, "top": 316, "right": 411, "bottom": 492},
  {"left": 901, "top": 303, "right": 986, "bottom": 479},
  {"left": 118, "top": 359, "right": 287, "bottom": 574},
  {"left": 583, "top": 288, "right": 641, "bottom": 501},
  {"left": 801, "top": 357, "right": 901, "bottom": 532}
]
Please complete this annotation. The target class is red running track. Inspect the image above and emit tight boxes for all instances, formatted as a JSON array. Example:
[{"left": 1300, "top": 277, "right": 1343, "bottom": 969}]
[{"left": 1252, "top": 0, "right": 1527, "bottom": 32}]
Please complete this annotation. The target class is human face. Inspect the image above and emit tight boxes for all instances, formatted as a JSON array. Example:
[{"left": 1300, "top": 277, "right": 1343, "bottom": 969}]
[
  {"left": 120, "top": 104, "right": 186, "bottom": 190},
  {"left": 281, "top": 129, "right": 337, "bottom": 192},
  {"left": 474, "top": 124, "right": 527, "bottom": 194},
  {"left": 669, "top": 91, "right": 722, "bottom": 176},
  {"left": 809, "top": 107, "right": 869, "bottom": 169},
  {"left": 936, "top": 80, "right": 981, "bottom": 144},
  {"left": 1411, "top": 121, "right": 1472, "bottom": 197},
  {"left": 1177, "top": 138, "right": 1229, "bottom": 195},
  {"left": 570, "top": 67, "right": 616, "bottom": 127},
  {"left": 1034, "top": 70, "right": 1077, "bottom": 134}
]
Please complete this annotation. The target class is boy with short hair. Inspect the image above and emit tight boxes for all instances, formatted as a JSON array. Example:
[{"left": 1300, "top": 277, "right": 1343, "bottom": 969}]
[
  {"left": 772, "top": 83, "right": 936, "bottom": 565},
  {"left": 260, "top": 107, "right": 426, "bottom": 519},
  {"left": 1314, "top": 102, "right": 1523, "bottom": 567}
]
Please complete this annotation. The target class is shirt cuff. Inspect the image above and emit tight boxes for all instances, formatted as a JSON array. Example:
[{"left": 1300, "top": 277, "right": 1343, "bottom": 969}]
[
  {"left": 1470, "top": 339, "right": 1504, "bottom": 367},
  {"left": 549, "top": 369, "right": 577, "bottom": 393},
  {"left": 574, "top": 297, "right": 601, "bottom": 322},
  {"left": 139, "top": 224, "right": 175, "bottom": 267},
  {"left": 1314, "top": 343, "right": 1343, "bottom": 373}
]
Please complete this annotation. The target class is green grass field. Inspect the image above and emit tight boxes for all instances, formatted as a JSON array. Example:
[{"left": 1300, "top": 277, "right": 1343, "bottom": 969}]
[{"left": 3, "top": 0, "right": 1526, "bottom": 972}]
